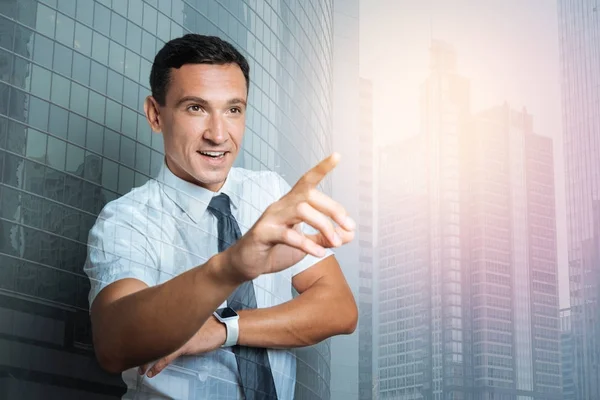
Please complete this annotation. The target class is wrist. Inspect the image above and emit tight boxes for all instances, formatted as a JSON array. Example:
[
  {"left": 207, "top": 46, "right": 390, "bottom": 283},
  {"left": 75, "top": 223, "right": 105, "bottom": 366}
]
[{"left": 208, "top": 251, "right": 247, "bottom": 288}]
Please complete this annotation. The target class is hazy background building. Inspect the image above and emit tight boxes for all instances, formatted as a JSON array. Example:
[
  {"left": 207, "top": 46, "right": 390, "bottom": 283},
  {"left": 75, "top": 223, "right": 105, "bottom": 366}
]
[
  {"left": 358, "top": 77, "right": 375, "bottom": 400},
  {"left": 558, "top": 1, "right": 600, "bottom": 399},
  {"left": 377, "top": 41, "right": 561, "bottom": 400}
]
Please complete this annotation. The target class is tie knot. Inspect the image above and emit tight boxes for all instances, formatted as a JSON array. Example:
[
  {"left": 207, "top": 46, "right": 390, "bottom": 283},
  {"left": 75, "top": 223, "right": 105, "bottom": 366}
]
[{"left": 207, "top": 193, "right": 233, "bottom": 218}]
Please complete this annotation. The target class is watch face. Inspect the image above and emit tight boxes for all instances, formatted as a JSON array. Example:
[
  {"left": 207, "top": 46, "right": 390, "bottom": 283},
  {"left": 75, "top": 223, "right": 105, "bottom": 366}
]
[{"left": 216, "top": 307, "right": 238, "bottom": 319}]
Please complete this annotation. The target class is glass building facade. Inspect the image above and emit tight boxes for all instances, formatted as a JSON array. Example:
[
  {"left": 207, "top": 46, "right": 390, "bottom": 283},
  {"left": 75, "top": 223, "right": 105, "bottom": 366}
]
[
  {"left": 0, "top": 0, "right": 334, "bottom": 398},
  {"left": 558, "top": 1, "right": 600, "bottom": 399}
]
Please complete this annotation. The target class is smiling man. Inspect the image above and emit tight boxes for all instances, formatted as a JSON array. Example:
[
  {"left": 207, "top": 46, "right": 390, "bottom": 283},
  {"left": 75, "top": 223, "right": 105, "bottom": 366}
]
[{"left": 83, "top": 34, "right": 357, "bottom": 400}]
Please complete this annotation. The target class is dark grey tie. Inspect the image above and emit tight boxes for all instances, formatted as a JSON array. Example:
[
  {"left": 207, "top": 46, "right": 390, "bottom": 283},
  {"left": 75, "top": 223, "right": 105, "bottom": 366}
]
[{"left": 207, "top": 193, "right": 278, "bottom": 400}]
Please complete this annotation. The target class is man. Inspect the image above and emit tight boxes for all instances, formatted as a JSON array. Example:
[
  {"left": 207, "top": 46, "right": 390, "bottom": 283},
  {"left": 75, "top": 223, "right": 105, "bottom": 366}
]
[{"left": 83, "top": 34, "right": 357, "bottom": 400}]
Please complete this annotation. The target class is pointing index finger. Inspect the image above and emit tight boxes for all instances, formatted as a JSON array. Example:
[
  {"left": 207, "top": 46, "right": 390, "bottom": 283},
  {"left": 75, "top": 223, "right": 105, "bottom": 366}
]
[{"left": 297, "top": 152, "right": 340, "bottom": 189}]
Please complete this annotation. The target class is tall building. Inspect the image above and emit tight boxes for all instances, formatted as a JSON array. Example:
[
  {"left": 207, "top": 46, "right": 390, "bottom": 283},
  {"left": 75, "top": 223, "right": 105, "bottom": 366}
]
[
  {"left": 0, "top": 1, "right": 335, "bottom": 398},
  {"left": 377, "top": 41, "right": 561, "bottom": 400},
  {"left": 330, "top": 0, "right": 360, "bottom": 399},
  {"left": 558, "top": 2, "right": 600, "bottom": 399},
  {"left": 378, "top": 137, "right": 430, "bottom": 400},
  {"left": 561, "top": 308, "right": 577, "bottom": 400},
  {"left": 358, "top": 77, "right": 375, "bottom": 400}
]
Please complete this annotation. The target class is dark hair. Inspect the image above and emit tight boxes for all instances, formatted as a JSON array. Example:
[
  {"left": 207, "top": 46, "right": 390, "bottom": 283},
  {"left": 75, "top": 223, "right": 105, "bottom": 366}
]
[{"left": 149, "top": 34, "right": 250, "bottom": 106}]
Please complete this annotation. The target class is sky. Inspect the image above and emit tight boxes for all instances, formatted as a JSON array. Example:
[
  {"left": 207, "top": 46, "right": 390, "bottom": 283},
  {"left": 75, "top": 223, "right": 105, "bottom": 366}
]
[{"left": 359, "top": 0, "right": 569, "bottom": 308}]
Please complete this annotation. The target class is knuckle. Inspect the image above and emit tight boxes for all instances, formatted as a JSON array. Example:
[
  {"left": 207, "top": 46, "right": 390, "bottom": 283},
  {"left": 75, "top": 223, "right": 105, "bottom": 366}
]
[{"left": 295, "top": 201, "right": 309, "bottom": 216}]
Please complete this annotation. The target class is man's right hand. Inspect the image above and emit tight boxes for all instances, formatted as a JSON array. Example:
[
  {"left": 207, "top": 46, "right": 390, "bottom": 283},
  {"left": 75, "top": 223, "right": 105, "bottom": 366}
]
[{"left": 223, "top": 152, "right": 356, "bottom": 283}]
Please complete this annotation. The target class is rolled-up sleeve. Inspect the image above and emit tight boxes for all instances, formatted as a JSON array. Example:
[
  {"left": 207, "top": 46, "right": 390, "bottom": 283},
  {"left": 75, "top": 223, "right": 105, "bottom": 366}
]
[{"left": 83, "top": 199, "right": 158, "bottom": 308}]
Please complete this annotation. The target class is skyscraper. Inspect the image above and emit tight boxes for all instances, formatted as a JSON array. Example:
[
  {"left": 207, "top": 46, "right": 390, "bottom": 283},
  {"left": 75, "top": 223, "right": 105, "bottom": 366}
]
[
  {"left": 377, "top": 41, "right": 561, "bottom": 400},
  {"left": 558, "top": 1, "right": 600, "bottom": 399},
  {"left": 561, "top": 308, "right": 577, "bottom": 400},
  {"left": 0, "top": 1, "right": 335, "bottom": 398},
  {"left": 358, "top": 77, "right": 375, "bottom": 400}
]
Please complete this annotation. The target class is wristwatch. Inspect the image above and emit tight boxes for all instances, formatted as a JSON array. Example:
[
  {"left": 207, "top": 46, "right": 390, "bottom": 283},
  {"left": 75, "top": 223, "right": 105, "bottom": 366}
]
[{"left": 213, "top": 307, "right": 239, "bottom": 347}]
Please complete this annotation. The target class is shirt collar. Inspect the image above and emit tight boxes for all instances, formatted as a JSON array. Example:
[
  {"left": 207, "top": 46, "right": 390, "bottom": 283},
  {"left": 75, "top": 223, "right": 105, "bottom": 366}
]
[{"left": 156, "top": 158, "right": 239, "bottom": 223}]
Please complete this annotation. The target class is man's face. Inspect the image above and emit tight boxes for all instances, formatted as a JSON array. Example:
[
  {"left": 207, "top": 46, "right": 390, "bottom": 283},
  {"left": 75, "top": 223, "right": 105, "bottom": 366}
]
[{"left": 145, "top": 63, "right": 247, "bottom": 192}]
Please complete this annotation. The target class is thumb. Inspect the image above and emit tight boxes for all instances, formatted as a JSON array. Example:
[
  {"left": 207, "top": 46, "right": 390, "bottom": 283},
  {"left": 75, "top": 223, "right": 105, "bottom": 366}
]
[{"left": 147, "top": 351, "right": 180, "bottom": 378}]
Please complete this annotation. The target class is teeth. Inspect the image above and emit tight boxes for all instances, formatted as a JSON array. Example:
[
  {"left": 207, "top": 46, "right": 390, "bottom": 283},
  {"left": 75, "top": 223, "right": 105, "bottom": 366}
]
[{"left": 200, "top": 151, "right": 225, "bottom": 157}]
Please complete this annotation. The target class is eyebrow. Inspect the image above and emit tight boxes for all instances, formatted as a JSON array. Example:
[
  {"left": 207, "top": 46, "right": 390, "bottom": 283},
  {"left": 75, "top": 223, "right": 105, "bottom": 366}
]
[{"left": 175, "top": 96, "right": 247, "bottom": 108}]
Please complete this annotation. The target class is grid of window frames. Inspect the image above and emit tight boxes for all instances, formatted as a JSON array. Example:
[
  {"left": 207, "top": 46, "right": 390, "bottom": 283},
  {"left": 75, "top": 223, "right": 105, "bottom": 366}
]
[{"left": 0, "top": 0, "right": 334, "bottom": 398}]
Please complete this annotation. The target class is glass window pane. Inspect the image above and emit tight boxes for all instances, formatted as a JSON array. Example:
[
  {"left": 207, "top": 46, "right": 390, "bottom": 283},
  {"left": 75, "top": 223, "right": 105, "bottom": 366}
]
[
  {"left": 143, "top": 3, "right": 158, "bottom": 33},
  {"left": 110, "top": 12, "right": 126, "bottom": 42},
  {"left": 30, "top": 65, "right": 52, "bottom": 100},
  {"left": 141, "top": 31, "right": 155, "bottom": 61},
  {"left": 118, "top": 164, "right": 134, "bottom": 194},
  {"left": 158, "top": 0, "right": 171, "bottom": 16},
  {"left": 123, "top": 77, "right": 138, "bottom": 109},
  {"left": 101, "top": 157, "right": 118, "bottom": 191},
  {"left": 14, "top": 25, "right": 34, "bottom": 59},
  {"left": 49, "top": 104, "right": 68, "bottom": 139},
  {"left": 124, "top": 50, "right": 140, "bottom": 82},
  {"left": 128, "top": 0, "right": 143, "bottom": 26},
  {"left": 150, "top": 149, "right": 162, "bottom": 176},
  {"left": 47, "top": 135, "right": 66, "bottom": 170},
  {"left": 88, "top": 92, "right": 106, "bottom": 124},
  {"left": 120, "top": 136, "right": 135, "bottom": 168},
  {"left": 55, "top": 13, "right": 75, "bottom": 47},
  {"left": 74, "top": 23, "right": 92, "bottom": 56},
  {"left": 53, "top": 42, "right": 73, "bottom": 77},
  {"left": 58, "top": 0, "right": 76, "bottom": 17},
  {"left": 91, "top": 32, "right": 109, "bottom": 65},
  {"left": 26, "top": 128, "right": 47, "bottom": 161},
  {"left": 109, "top": 41, "right": 125, "bottom": 73},
  {"left": 121, "top": 108, "right": 137, "bottom": 139},
  {"left": 84, "top": 151, "right": 102, "bottom": 183},
  {"left": 157, "top": 13, "right": 170, "bottom": 42},
  {"left": 86, "top": 121, "right": 104, "bottom": 154},
  {"left": 75, "top": 0, "right": 94, "bottom": 25},
  {"left": 112, "top": 0, "right": 127, "bottom": 17},
  {"left": 69, "top": 82, "right": 88, "bottom": 116},
  {"left": 126, "top": 21, "right": 142, "bottom": 53},
  {"left": 105, "top": 99, "right": 121, "bottom": 132},
  {"left": 7, "top": 121, "right": 26, "bottom": 155},
  {"left": 139, "top": 59, "right": 151, "bottom": 89},
  {"left": 27, "top": 96, "right": 49, "bottom": 131},
  {"left": 93, "top": 3, "right": 111, "bottom": 36},
  {"left": 103, "top": 129, "right": 120, "bottom": 161},
  {"left": 33, "top": 34, "right": 54, "bottom": 69},
  {"left": 107, "top": 70, "right": 124, "bottom": 102},
  {"left": 35, "top": 3, "right": 56, "bottom": 38},
  {"left": 72, "top": 52, "right": 90, "bottom": 85},
  {"left": 135, "top": 143, "right": 150, "bottom": 174},
  {"left": 0, "top": 16, "right": 15, "bottom": 51},
  {"left": 51, "top": 73, "right": 70, "bottom": 108},
  {"left": 66, "top": 143, "right": 84, "bottom": 174},
  {"left": 90, "top": 61, "right": 107, "bottom": 93},
  {"left": 67, "top": 112, "right": 86, "bottom": 147},
  {"left": 137, "top": 114, "right": 151, "bottom": 146}
]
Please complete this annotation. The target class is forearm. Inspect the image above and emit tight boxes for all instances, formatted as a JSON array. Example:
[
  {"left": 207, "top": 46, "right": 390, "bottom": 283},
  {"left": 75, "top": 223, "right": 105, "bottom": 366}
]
[
  {"left": 236, "top": 281, "right": 357, "bottom": 349},
  {"left": 94, "top": 252, "right": 238, "bottom": 372}
]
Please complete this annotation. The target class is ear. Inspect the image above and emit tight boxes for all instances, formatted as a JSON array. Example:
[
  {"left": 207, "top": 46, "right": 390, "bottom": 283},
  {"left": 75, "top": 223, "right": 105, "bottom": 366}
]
[{"left": 144, "top": 96, "right": 162, "bottom": 133}]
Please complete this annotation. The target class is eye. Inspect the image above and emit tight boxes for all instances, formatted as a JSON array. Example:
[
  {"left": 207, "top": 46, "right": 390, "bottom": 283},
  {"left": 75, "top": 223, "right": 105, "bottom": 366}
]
[
  {"left": 187, "top": 104, "right": 203, "bottom": 112},
  {"left": 229, "top": 107, "right": 242, "bottom": 114}
]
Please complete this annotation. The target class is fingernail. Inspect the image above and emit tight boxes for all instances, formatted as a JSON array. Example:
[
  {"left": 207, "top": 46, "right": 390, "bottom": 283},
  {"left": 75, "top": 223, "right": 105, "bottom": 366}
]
[
  {"left": 147, "top": 370, "right": 153, "bottom": 378},
  {"left": 332, "top": 234, "right": 341, "bottom": 247},
  {"left": 345, "top": 216, "right": 356, "bottom": 230}
]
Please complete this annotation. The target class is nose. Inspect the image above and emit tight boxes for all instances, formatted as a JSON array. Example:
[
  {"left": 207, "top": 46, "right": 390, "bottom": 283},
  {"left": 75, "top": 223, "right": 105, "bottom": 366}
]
[{"left": 203, "top": 114, "right": 227, "bottom": 145}]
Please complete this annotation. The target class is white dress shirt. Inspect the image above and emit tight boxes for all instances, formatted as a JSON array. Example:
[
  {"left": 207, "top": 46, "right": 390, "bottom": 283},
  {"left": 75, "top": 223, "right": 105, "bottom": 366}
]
[{"left": 83, "top": 160, "right": 333, "bottom": 400}]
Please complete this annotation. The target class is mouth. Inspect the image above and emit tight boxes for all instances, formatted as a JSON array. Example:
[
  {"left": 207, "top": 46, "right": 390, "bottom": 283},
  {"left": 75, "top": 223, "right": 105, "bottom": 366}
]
[{"left": 198, "top": 150, "right": 227, "bottom": 159}]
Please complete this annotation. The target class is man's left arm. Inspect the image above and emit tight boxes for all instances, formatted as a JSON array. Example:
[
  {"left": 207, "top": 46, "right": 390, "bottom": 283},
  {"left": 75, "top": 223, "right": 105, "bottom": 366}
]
[{"left": 236, "top": 254, "right": 357, "bottom": 349}]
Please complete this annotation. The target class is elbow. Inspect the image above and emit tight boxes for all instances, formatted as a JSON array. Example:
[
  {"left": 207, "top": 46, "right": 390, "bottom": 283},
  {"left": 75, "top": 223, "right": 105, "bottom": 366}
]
[
  {"left": 341, "top": 299, "right": 358, "bottom": 335},
  {"left": 93, "top": 335, "right": 127, "bottom": 374},
  {"left": 95, "top": 345, "right": 125, "bottom": 375}
]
